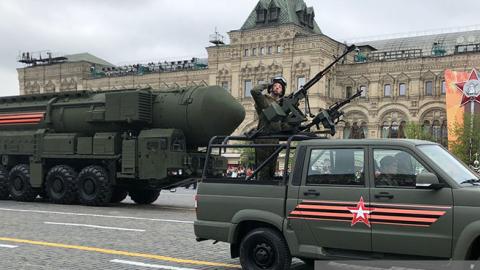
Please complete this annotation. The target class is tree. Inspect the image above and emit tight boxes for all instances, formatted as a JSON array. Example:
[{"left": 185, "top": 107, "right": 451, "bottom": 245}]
[
  {"left": 239, "top": 147, "right": 256, "bottom": 169},
  {"left": 449, "top": 114, "right": 480, "bottom": 164},
  {"left": 404, "top": 122, "right": 434, "bottom": 141}
]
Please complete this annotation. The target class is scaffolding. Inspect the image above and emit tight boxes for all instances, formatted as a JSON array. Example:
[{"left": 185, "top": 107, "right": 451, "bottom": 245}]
[{"left": 17, "top": 51, "right": 67, "bottom": 66}]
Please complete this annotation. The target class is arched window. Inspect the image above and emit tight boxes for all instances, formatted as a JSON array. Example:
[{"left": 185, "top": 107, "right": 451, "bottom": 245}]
[
  {"left": 361, "top": 122, "right": 368, "bottom": 138},
  {"left": 389, "top": 122, "right": 399, "bottom": 138},
  {"left": 422, "top": 120, "right": 432, "bottom": 136},
  {"left": 398, "top": 121, "right": 407, "bottom": 138},
  {"left": 441, "top": 120, "right": 448, "bottom": 146},
  {"left": 432, "top": 120, "right": 441, "bottom": 142},
  {"left": 349, "top": 122, "right": 363, "bottom": 139},
  {"left": 381, "top": 122, "right": 390, "bottom": 138},
  {"left": 343, "top": 123, "right": 351, "bottom": 139}
]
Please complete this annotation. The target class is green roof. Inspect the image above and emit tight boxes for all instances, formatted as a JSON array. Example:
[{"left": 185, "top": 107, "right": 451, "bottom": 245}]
[
  {"left": 64, "top": 53, "right": 114, "bottom": 67},
  {"left": 240, "top": 0, "right": 321, "bottom": 34}
]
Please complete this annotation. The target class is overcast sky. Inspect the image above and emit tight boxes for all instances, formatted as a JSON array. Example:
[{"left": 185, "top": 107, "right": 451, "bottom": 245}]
[{"left": 1, "top": 0, "right": 480, "bottom": 97}]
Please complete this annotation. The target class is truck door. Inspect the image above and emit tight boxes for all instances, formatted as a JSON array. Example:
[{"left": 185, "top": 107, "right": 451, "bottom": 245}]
[
  {"left": 370, "top": 148, "right": 453, "bottom": 258},
  {"left": 288, "top": 146, "right": 371, "bottom": 252}
]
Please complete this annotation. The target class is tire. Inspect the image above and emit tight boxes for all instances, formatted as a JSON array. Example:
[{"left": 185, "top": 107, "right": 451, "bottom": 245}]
[
  {"left": 77, "top": 165, "right": 112, "bottom": 206},
  {"left": 110, "top": 187, "right": 128, "bottom": 203},
  {"left": 129, "top": 189, "right": 160, "bottom": 205},
  {"left": 8, "top": 164, "right": 38, "bottom": 202},
  {"left": 45, "top": 165, "right": 77, "bottom": 204},
  {"left": 0, "top": 166, "right": 9, "bottom": 200},
  {"left": 239, "top": 227, "right": 292, "bottom": 270}
]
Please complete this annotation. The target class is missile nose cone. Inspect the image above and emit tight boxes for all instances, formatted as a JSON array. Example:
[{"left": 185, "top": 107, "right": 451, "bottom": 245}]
[
  {"left": 195, "top": 86, "right": 245, "bottom": 138},
  {"left": 151, "top": 85, "right": 245, "bottom": 147}
]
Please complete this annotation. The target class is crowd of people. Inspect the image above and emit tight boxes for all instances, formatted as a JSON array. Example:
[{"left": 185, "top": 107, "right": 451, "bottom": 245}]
[
  {"left": 90, "top": 58, "right": 208, "bottom": 78},
  {"left": 225, "top": 167, "right": 253, "bottom": 178}
]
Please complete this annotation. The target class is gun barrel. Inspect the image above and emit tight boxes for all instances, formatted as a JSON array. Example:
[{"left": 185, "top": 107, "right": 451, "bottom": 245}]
[{"left": 290, "top": 44, "right": 357, "bottom": 98}]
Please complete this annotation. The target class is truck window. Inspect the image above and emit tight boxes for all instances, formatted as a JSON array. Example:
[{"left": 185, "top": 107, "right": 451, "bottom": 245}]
[
  {"left": 373, "top": 149, "right": 429, "bottom": 188},
  {"left": 307, "top": 148, "right": 364, "bottom": 186},
  {"left": 418, "top": 144, "right": 479, "bottom": 184},
  {"left": 159, "top": 138, "right": 168, "bottom": 150},
  {"left": 171, "top": 136, "right": 185, "bottom": 152}
]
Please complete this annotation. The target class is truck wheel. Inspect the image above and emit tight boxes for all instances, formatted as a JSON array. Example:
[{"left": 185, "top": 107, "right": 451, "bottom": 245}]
[
  {"left": 110, "top": 187, "right": 128, "bottom": 203},
  {"left": 0, "top": 166, "right": 9, "bottom": 200},
  {"left": 45, "top": 165, "right": 77, "bottom": 204},
  {"left": 129, "top": 189, "right": 160, "bottom": 204},
  {"left": 77, "top": 166, "right": 112, "bottom": 206},
  {"left": 239, "top": 227, "right": 292, "bottom": 270},
  {"left": 8, "top": 164, "right": 38, "bottom": 202}
]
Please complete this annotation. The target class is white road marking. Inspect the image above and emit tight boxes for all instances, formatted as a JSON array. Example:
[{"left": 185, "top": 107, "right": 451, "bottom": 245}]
[
  {"left": 0, "top": 208, "right": 193, "bottom": 224},
  {"left": 111, "top": 259, "right": 199, "bottom": 270},
  {"left": 0, "top": 244, "right": 18, "bottom": 248},
  {"left": 162, "top": 193, "right": 195, "bottom": 197},
  {"left": 44, "top": 222, "right": 145, "bottom": 232}
]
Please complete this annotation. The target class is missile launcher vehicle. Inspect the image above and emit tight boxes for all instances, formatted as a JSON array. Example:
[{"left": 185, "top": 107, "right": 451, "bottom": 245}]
[{"left": 0, "top": 86, "right": 245, "bottom": 206}]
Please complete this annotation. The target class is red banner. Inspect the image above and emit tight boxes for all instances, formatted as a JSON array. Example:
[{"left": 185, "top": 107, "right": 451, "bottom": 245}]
[{"left": 444, "top": 69, "right": 468, "bottom": 148}]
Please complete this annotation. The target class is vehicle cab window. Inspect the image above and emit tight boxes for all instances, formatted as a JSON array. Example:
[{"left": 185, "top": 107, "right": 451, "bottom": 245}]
[
  {"left": 373, "top": 149, "right": 429, "bottom": 188},
  {"left": 307, "top": 148, "right": 365, "bottom": 186}
]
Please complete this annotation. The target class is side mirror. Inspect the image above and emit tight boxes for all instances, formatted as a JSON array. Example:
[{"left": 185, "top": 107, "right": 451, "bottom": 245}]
[{"left": 416, "top": 172, "right": 443, "bottom": 190}]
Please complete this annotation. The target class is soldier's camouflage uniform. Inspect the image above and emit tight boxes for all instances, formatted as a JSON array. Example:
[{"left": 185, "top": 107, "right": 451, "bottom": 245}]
[{"left": 251, "top": 83, "right": 286, "bottom": 180}]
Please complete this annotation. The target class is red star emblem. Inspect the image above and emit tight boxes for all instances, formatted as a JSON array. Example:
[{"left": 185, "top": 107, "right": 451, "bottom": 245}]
[
  {"left": 455, "top": 69, "right": 480, "bottom": 106},
  {"left": 347, "top": 197, "right": 374, "bottom": 227}
]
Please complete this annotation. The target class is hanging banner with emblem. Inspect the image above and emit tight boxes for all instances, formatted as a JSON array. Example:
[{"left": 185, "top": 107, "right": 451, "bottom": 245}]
[{"left": 444, "top": 69, "right": 479, "bottom": 148}]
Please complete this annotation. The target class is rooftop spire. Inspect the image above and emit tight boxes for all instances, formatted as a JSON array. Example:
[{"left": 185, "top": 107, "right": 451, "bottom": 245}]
[{"left": 240, "top": 0, "right": 322, "bottom": 34}]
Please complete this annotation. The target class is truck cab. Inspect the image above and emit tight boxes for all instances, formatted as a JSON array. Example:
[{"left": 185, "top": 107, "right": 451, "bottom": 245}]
[{"left": 195, "top": 137, "right": 480, "bottom": 270}]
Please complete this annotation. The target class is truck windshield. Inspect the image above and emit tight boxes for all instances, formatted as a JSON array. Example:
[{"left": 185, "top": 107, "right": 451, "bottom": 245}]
[{"left": 417, "top": 145, "right": 479, "bottom": 184}]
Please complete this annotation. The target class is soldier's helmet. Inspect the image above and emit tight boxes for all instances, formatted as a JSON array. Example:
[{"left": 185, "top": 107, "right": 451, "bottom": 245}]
[{"left": 269, "top": 76, "right": 287, "bottom": 97}]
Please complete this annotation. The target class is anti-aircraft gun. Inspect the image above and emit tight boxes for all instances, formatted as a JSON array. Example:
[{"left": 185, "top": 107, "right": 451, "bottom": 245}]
[
  {"left": 248, "top": 44, "right": 361, "bottom": 138},
  {"left": 216, "top": 44, "right": 362, "bottom": 181}
]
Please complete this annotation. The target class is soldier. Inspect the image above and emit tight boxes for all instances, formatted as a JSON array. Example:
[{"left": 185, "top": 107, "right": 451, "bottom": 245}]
[
  {"left": 251, "top": 76, "right": 287, "bottom": 133},
  {"left": 250, "top": 76, "right": 288, "bottom": 180},
  {"left": 376, "top": 156, "right": 399, "bottom": 186}
]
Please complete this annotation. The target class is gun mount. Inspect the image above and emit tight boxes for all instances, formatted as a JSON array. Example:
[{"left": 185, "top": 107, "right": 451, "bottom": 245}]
[{"left": 247, "top": 44, "right": 359, "bottom": 138}]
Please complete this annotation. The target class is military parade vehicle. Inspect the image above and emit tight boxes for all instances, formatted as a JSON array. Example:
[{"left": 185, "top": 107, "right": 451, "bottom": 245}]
[
  {"left": 0, "top": 86, "right": 245, "bottom": 206},
  {"left": 194, "top": 45, "right": 480, "bottom": 269},
  {"left": 195, "top": 137, "right": 480, "bottom": 269}
]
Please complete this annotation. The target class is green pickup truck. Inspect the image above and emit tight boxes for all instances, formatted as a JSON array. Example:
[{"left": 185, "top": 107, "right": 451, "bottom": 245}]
[{"left": 195, "top": 137, "right": 480, "bottom": 270}]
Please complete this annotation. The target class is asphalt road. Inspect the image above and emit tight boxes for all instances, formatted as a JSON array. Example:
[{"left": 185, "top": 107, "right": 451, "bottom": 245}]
[{"left": 0, "top": 188, "right": 309, "bottom": 270}]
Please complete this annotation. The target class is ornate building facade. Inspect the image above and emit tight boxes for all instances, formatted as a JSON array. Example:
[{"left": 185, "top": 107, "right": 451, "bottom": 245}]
[{"left": 17, "top": 0, "right": 480, "bottom": 145}]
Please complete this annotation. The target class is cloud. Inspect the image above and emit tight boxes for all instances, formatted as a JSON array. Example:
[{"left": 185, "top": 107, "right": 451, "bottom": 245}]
[
  {"left": 0, "top": 67, "right": 20, "bottom": 97},
  {"left": 0, "top": 0, "right": 479, "bottom": 96}
]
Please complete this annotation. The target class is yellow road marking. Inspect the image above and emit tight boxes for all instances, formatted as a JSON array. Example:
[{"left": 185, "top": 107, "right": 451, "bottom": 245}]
[{"left": 0, "top": 237, "right": 240, "bottom": 268}]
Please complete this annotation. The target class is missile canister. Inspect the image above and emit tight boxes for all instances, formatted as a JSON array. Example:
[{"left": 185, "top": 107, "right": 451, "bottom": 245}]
[{"left": 0, "top": 86, "right": 245, "bottom": 148}]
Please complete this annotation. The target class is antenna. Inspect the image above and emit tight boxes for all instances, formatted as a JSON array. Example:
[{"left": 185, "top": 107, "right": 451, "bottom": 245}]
[{"left": 209, "top": 27, "right": 225, "bottom": 46}]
